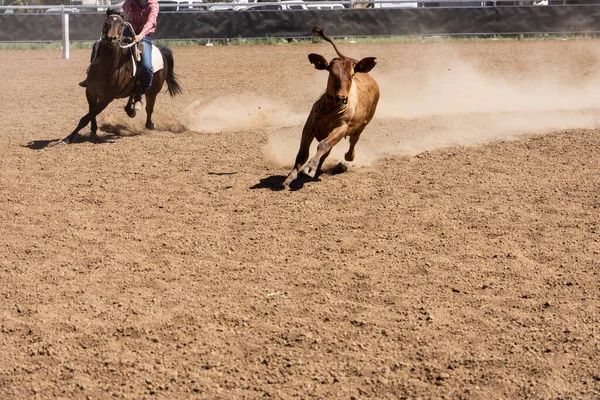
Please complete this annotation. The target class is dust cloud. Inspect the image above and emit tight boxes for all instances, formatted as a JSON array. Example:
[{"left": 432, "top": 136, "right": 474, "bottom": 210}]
[
  {"left": 266, "top": 54, "right": 600, "bottom": 168},
  {"left": 185, "top": 49, "right": 600, "bottom": 169},
  {"left": 183, "top": 94, "right": 305, "bottom": 133},
  {"left": 363, "top": 56, "right": 600, "bottom": 161},
  {"left": 99, "top": 110, "right": 187, "bottom": 136},
  {"left": 376, "top": 57, "right": 600, "bottom": 119},
  {"left": 98, "top": 114, "right": 147, "bottom": 137}
]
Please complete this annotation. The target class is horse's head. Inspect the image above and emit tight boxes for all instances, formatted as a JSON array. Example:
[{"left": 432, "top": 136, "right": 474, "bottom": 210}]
[{"left": 101, "top": 11, "right": 128, "bottom": 47}]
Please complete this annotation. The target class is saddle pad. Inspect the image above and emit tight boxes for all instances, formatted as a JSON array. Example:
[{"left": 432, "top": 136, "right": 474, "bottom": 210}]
[
  {"left": 151, "top": 45, "right": 164, "bottom": 73},
  {"left": 131, "top": 44, "right": 164, "bottom": 77}
]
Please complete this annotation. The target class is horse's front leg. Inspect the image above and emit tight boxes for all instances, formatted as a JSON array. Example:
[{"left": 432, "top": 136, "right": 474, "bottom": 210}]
[
  {"left": 62, "top": 96, "right": 112, "bottom": 144},
  {"left": 124, "top": 95, "right": 136, "bottom": 118},
  {"left": 87, "top": 90, "right": 101, "bottom": 140}
]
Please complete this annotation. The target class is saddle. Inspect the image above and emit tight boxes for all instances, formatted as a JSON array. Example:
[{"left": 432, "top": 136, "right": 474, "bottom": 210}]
[{"left": 128, "top": 42, "right": 164, "bottom": 76}]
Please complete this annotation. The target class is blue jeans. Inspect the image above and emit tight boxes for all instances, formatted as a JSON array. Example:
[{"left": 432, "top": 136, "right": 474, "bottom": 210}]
[
  {"left": 91, "top": 30, "right": 153, "bottom": 95},
  {"left": 138, "top": 36, "right": 153, "bottom": 95}
]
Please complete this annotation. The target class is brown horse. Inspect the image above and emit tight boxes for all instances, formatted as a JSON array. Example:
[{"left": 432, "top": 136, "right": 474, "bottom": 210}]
[{"left": 61, "top": 10, "right": 182, "bottom": 144}]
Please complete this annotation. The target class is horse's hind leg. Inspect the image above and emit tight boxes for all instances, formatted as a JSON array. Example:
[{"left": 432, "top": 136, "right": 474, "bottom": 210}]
[{"left": 144, "top": 93, "right": 157, "bottom": 130}]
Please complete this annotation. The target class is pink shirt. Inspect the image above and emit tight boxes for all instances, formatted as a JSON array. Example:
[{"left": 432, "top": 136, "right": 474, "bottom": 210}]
[{"left": 121, "top": 0, "right": 159, "bottom": 38}]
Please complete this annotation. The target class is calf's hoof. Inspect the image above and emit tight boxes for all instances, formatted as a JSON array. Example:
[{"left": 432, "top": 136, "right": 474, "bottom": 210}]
[{"left": 303, "top": 166, "right": 317, "bottom": 179}]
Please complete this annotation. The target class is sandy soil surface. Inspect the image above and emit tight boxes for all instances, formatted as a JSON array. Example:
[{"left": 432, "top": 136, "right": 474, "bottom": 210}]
[{"left": 1, "top": 38, "right": 599, "bottom": 399}]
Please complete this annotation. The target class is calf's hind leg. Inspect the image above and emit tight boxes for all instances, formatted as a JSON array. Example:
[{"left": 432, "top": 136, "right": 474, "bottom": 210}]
[{"left": 345, "top": 128, "right": 365, "bottom": 162}]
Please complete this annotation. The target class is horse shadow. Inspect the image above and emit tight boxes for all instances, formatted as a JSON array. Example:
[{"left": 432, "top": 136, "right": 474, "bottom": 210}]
[{"left": 24, "top": 123, "right": 140, "bottom": 150}]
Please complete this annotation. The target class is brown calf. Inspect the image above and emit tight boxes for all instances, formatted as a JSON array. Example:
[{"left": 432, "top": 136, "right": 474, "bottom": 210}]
[{"left": 283, "top": 26, "right": 380, "bottom": 187}]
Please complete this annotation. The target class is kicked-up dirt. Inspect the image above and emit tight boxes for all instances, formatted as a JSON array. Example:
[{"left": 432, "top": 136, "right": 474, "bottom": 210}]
[{"left": 0, "top": 38, "right": 599, "bottom": 399}]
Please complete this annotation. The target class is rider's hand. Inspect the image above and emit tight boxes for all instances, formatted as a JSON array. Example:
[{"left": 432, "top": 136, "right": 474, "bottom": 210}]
[{"left": 134, "top": 34, "right": 143, "bottom": 43}]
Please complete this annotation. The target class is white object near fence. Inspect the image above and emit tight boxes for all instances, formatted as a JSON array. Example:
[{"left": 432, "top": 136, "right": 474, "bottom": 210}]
[{"left": 62, "top": 11, "right": 70, "bottom": 59}]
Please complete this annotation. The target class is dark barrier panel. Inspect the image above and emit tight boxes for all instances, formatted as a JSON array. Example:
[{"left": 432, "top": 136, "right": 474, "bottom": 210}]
[
  {"left": 153, "top": 7, "right": 600, "bottom": 38},
  {"left": 2, "top": 6, "right": 600, "bottom": 42},
  {"left": 0, "top": 13, "right": 104, "bottom": 42}
]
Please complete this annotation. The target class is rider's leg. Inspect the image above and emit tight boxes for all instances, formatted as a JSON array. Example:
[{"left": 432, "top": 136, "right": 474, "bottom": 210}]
[
  {"left": 91, "top": 40, "right": 103, "bottom": 62},
  {"left": 79, "top": 40, "right": 103, "bottom": 87},
  {"left": 134, "top": 36, "right": 154, "bottom": 109}
]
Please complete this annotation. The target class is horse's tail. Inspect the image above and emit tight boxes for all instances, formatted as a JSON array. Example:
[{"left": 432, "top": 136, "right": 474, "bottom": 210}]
[{"left": 159, "top": 45, "right": 182, "bottom": 97}]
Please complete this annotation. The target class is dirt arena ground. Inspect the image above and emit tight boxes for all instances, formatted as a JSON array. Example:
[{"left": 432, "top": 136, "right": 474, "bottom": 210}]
[{"left": 1, "top": 38, "right": 599, "bottom": 399}]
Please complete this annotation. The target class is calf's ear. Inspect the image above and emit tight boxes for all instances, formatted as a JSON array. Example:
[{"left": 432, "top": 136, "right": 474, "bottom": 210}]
[
  {"left": 308, "top": 54, "right": 329, "bottom": 70},
  {"left": 355, "top": 57, "right": 377, "bottom": 73}
]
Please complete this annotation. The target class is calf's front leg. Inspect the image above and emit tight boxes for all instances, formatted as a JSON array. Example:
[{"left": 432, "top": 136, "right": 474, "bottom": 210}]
[
  {"left": 302, "top": 124, "right": 348, "bottom": 178},
  {"left": 284, "top": 123, "right": 315, "bottom": 187}
]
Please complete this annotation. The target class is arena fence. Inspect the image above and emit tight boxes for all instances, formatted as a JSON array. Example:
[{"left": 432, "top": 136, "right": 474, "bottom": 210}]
[{"left": 1, "top": 1, "right": 600, "bottom": 59}]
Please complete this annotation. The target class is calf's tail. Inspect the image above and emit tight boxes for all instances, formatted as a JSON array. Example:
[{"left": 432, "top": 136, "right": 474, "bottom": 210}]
[{"left": 312, "top": 26, "right": 346, "bottom": 59}]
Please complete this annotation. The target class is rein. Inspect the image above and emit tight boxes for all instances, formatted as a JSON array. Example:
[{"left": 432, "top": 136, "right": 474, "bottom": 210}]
[
  {"left": 118, "top": 22, "right": 138, "bottom": 49},
  {"left": 101, "top": 16, "right": 138, "bottom": 49}
]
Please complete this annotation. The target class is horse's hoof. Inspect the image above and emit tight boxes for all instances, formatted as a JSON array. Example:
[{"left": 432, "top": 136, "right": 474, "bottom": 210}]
[
  {"left": 145, "top": 122, "right": 155, "bottom": 130},
  {"left": 125, "top": 107, "right": 136, "bottom": 118}
]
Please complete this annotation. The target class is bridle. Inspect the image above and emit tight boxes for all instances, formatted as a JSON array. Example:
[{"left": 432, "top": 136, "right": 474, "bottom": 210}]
[{"left": 101, "top": 14, "right": 138, "bottom": 49}]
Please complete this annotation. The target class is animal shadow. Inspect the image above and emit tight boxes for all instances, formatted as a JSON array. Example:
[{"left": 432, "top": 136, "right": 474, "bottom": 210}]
[
  {"left": 251, "top": 174, "right": 319, "bottom": 191},
  {"left": 25, "top": 139, "right": 64, "bottom": 150},
  {"left": 251, "top": 175, "right": 288, "bottom": 191},
  {"left": 252, "top": 162, "right": 349, "bottom": 191},
  {"left": 24, "top": 132, "right": 121, "bottom": 149}
]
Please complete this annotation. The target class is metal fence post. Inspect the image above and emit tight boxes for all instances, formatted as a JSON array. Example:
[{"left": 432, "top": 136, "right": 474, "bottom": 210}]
[{"left": 62, "top": 8, "right": 70, "bottom": 59}]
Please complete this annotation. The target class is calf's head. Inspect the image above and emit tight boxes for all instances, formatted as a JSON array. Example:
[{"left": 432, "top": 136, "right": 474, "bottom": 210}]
[
  {"left": 309, "top": 26, "right": 377, "bottom": 105},
  {"left": 308, "top": 54, "right": 377, "bottom": 104}
]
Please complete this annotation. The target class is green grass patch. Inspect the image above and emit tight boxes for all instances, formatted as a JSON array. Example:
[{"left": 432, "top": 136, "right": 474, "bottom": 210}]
[
  {"left": 0, "top": 41, "right": 96, "bottom": 50},
  {"left": 1, "top": 34, "right": 598, "bottom": 50}
]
